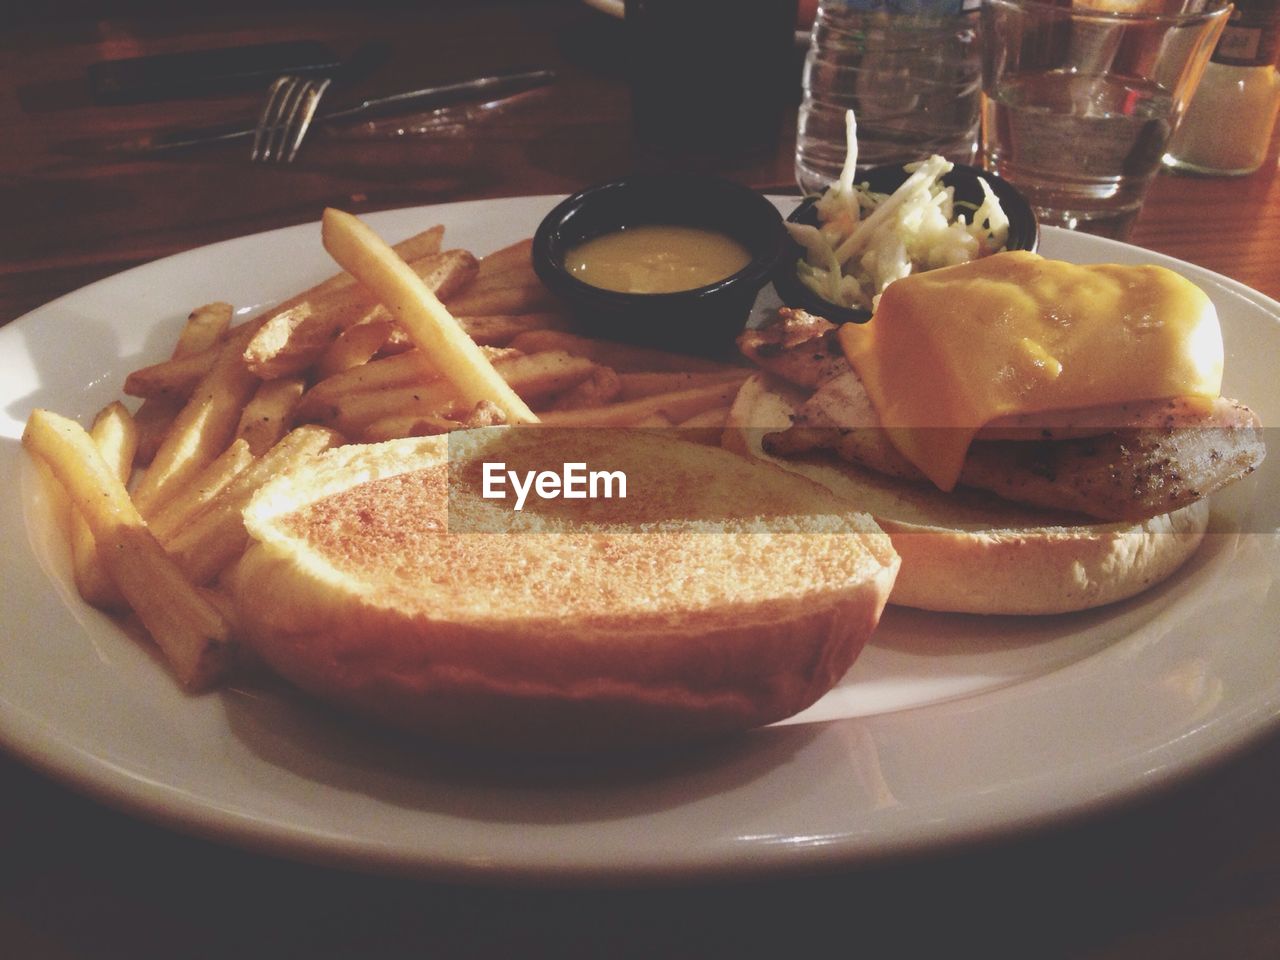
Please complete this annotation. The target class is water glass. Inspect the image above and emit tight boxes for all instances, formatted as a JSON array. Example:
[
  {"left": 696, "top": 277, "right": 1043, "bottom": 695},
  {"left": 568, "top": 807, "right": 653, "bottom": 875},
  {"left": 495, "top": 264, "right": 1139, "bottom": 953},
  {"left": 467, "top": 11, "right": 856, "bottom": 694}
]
[{"left": 980, "top": 0, "right": 1231, "bottom": 239}]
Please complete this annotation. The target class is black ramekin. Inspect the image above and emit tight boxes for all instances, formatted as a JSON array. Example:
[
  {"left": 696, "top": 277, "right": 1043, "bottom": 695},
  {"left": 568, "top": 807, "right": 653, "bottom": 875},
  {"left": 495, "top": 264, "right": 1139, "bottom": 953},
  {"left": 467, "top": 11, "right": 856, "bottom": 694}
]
[
  {"left": 773, "top": 163, "right": 1040, "bottom": 325},
  {"left": 532, "top": 174, "right": 790, "bottom": 355}
]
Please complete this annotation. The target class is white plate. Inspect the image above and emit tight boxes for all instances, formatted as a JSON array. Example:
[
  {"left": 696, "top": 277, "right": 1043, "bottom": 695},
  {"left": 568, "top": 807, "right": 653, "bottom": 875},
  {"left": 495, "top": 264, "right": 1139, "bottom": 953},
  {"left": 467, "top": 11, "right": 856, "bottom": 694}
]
[{"left": 2, "top": 199, "right": 1278, "bottom": 882}]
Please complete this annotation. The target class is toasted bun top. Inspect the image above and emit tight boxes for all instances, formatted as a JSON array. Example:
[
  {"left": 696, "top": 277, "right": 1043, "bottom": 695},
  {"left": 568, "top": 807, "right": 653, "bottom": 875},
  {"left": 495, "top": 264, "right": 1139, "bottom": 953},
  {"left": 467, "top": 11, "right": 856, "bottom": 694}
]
[
  {"left": 234, "top": 430, "right": 901, "bottom": 750},
  {"left": 245, "top": 430, "right": 896, "bottom": 624}
]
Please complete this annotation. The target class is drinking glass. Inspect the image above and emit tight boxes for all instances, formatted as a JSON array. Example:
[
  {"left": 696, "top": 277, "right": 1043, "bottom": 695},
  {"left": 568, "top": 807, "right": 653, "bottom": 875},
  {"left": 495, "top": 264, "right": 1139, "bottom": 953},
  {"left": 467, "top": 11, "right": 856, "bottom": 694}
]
[{"left": 980, "top": 0, "right": 1231, "bottom": 239}]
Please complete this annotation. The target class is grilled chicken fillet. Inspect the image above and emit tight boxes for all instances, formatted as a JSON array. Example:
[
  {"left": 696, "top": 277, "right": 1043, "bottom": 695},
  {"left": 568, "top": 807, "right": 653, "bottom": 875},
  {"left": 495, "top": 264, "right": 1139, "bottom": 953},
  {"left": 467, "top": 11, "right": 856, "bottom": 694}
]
[{"left": 751, "top": 322, "right": 1265, "bottom": 522}]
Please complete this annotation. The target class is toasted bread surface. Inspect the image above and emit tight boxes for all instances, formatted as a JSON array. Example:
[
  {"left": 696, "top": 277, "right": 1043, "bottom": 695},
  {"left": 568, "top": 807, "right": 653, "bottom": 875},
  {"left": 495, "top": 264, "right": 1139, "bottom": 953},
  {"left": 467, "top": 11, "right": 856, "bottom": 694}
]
[
  {"left": 724, "top": 375, "right": 1209, "bottom": 614},
  {"left": 234, "top": 430, "right": 900, "bottom": 750}
]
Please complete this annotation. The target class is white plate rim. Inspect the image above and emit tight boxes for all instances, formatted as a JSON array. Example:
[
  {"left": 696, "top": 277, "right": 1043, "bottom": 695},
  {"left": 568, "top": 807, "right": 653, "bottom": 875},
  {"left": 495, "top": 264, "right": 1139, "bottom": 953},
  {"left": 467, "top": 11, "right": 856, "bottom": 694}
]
[{"left": 1, "top": 199, "right": 1277, "bottom": 883}]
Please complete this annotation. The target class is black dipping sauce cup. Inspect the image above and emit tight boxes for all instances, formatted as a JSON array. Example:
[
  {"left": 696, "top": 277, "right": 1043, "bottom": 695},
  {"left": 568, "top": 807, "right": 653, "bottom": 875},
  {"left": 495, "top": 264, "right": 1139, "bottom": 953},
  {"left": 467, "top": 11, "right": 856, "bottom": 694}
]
[
  {"left": 532, "top": 174, "right": 789, "bottom": 356},
  {"left": 773, "top": 163, "right": 1041, "bottom": 325}
]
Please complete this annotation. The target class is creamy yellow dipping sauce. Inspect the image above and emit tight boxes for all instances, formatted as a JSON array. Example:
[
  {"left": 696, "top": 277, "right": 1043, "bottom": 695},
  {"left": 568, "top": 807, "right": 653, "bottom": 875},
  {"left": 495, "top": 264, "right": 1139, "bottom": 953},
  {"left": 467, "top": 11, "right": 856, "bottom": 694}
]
[{"left": 566, "top": 224, "right": 752, "bottom": 294}]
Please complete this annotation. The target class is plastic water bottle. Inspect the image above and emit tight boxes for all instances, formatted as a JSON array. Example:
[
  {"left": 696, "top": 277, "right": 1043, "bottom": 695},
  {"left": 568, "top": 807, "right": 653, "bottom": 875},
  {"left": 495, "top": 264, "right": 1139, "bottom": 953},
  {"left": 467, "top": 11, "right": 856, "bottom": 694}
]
[{"left": 795, "top": 0, "right": 983, "bottom": 195}]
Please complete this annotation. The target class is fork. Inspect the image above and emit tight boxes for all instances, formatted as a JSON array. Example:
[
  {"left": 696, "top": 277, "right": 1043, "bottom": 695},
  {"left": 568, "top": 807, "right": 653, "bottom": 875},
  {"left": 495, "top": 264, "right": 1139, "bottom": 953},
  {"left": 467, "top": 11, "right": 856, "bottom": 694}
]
[{"left": 250, "top": 75, "right": 333, "bottom": 163}]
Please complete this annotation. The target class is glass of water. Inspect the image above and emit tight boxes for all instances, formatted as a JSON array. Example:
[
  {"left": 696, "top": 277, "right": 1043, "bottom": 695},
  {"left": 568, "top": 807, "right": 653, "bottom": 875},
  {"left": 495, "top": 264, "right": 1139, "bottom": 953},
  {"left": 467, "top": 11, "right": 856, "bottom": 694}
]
[{"left": 980, "top": 0, "right": 1231, "bottom": 239}]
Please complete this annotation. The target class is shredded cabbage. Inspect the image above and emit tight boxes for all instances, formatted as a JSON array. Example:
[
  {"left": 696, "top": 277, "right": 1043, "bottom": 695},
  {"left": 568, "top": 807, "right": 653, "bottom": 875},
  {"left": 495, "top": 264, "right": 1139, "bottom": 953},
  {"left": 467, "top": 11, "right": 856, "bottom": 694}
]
[{"left": 788, "top": 110, "right": 1010, "bottom": 312}]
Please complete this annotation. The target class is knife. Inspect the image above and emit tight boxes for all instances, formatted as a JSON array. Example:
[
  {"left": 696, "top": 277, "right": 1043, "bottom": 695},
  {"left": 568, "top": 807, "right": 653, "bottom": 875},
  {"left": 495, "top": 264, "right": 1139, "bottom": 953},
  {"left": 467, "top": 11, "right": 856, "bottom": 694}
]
[{"left": 75, "top": 68, "right": 556, "bottom": 157}]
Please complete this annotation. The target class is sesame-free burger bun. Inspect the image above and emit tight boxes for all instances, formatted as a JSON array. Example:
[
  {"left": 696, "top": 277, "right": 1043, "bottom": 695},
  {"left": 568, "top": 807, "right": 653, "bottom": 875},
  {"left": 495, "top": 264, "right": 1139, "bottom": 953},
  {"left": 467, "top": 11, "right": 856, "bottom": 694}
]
[
  {"left": 723, "top": 374, "right": 1209, "bottom": 615},
  {"left": 232, "top": 430, "right": 900, "bottom": 751}
]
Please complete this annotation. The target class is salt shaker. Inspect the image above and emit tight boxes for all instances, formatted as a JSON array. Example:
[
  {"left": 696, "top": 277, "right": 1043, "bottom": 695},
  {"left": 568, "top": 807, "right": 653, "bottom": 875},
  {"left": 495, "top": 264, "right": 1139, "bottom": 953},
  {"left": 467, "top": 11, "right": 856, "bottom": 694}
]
[{"left": 1165, "top": 0, "right": 1280, "bottom": 176}]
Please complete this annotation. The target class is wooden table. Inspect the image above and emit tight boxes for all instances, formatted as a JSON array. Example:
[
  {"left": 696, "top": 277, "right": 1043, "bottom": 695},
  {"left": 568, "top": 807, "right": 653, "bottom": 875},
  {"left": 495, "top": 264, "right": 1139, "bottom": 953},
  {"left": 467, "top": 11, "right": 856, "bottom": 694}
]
[{"left": 3, "top": 2, "right": 1279, "bottom": 956}]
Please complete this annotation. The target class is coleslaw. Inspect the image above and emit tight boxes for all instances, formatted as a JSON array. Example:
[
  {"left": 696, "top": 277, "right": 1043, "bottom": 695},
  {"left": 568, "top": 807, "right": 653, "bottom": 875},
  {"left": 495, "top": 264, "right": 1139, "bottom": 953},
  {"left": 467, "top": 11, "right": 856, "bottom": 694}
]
[{"left": 787, "top": 111, "right": 1010, "bottom": 311}]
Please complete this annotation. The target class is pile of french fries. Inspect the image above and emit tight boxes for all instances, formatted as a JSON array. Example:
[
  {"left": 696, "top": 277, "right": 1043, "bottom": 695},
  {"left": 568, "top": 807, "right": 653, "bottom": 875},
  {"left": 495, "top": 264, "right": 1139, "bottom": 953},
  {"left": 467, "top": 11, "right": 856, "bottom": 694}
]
[{"left": 22, "top": 209, "right": 749, "bottom": 691}]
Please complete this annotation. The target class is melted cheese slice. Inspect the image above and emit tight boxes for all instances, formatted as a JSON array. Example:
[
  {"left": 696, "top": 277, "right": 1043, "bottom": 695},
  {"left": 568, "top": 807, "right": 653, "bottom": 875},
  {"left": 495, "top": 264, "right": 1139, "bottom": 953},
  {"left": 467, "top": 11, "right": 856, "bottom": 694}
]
[{"left": 837, "top": 251, "right": 1223, "bottom": 491}]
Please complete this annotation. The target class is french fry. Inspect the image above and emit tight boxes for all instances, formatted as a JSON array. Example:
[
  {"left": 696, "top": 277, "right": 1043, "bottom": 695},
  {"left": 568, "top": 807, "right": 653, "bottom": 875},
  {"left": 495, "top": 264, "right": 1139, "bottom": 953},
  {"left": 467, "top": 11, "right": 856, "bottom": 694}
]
[
  {"left": 507, "top": 329, "right": 740, "bottom": 374},
  {"left": 133, "top": 303, "right": 233, "bottom": 464},
  {"left": 544, "top": 365, "right": 622, "bottom": 411},
  {"left": 462, "top": 261, "right": 539, "bottom": 293},
  {"left": 130, "top": 341, "right": 260, "bottom": 517},
  {"left": 442, "top": 282, "right": 555, "bottom": 318},
  {"left": 537, "top": 380, "right": 742, "bottom": 428},
  {"left": 244, "top": 250, "right": 479, "bottom": 379},
  {"left": 616, "top": 369, "right": 750, "bottom": 401},
  {"left": 358, "top": 413, "right": 465, "bottom": 443},
  {"left": 70, "top": 403, "right": 139, "bottom": 610},
  {"left": 127, "top": 228, "right": 440, "bottom": 396},
  {"left": 254, "top": 225, "right": 444, "bottom": 323},
  {"left": 174, "top": 302, "right": 233, "bottom": 354},
  {"left": 165, "top": 425, "right": 342, "bottom": 585},
  {"left": 123, "top": 228, "right": 442, "bottom": 400},
  {"left": 372, "top": 325, "right": 414, "bottom": 356},
  {"left": 242, "top": 289, "right": 366, "bottom": 380},
  {"left": 475, "top": 238, "right": 534, "bottom": 279},
  {"left": 315, "top": 319, "right": 396, "bottom": 378},
  {"left": 235, "top": 377, "right": 305, "bottom": 455},
  {"left": 132, "top": 402, "right": 180, "bottom": 466},
  {"left": 124, "top": 350, "right": 219, "bottom": 400},
  {"left": 298, "top": 350, "right": 444, "bottom": 420},
  {"left": 124, "top": 318, "right": 262, "bottom": 401},
  {"left": 251, "top": 224, "right": 445, "bottom": 310},
  {"left": 388, "top": 224, "right": 446, "bottom": 264},
  {"left": 22, "top": 409, "right": 234, "bottom": 690},
  {"left": 457, "top": 311, "right": 570, "bottom": 346},
  {"left": 298, "top": 345, "right": 522, "bottom": 421},
  {"left": 316, "top": 351, "right": 595, "bottom": 435},
  {"left": 321, "top": 208, "right": 538, "bottom": 424},
  {"left": 148, "top": 439, "right": 256, "bottom": 543}
]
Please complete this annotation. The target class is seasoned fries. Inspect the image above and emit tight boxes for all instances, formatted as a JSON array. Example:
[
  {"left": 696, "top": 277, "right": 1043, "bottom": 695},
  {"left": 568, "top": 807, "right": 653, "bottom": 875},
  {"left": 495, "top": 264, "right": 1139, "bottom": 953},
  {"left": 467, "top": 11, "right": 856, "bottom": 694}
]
[
  {"left": 546, "top": 366, "right": 623, "bottom": 411},
  {"left": 70, "top": 402, "right": 139, "bottom": 610},
  {"left": 312, "top": 352, "right": 594, "bottom": 437},
  {"left": 315, "top": 319, "right": 396, "bottom": 378},
  {"left": 24, "top": 208, "right": 763, "bottom": 697},
  {"left": 235, "top": 377, "right": 305, "bottom": 455},
  {"left": 23, "top": 409, "right": 234, "bottom": 690},
  {"left": 537, "top": 380, "right": 744, "bottom": 427},
  {"left": 445, "top": 282, "right": 555, "bottom": 318},
  {"left": 175, "top": 302, "right": 234, "bottom": 354},
  {"left": 124, "top": 318, "right": 261, "bottom": 402},
  {"left": 321, "top": 208, "right": 538, "bottom": 424},
  {"left": 475, "top": 238, "right": 534, "bottom": 278},
  {"left": 247, "top": 223, "right": 444, "bottom": 322},
  {"left": 124, "top": 349, "right": 219, "bottom": 401},
  {"left": 457, "top": 312, "right": 570, "bottom": 346},
  {"left": 244, "top": 249, "right": 478, "bottom": 379},
  {"left": 148, "top": 439, "right": 256, "bottom": 543},
  {"left": 616, "top": 369, "right": 750, "bottom": 400},
  {"left": 132, "top": 303, "right": 234, "bottom": 463},
  {"left": 164, "top": 426, "right": 341, "bottom": 584},
  {"left": 298, "top": 349, "right": 448, "bottom": 418},
  {"left": 130, "top": 341, "right": 260, "bottom": 517},
  {"left": 507, "top": 329, "right": 741, "bottom": 374}
]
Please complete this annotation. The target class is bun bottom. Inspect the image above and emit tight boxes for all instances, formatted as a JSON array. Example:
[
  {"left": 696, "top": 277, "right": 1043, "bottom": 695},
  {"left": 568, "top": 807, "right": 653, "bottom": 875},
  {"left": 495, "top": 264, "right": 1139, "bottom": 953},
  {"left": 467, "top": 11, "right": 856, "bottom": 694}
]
[
  {"left": 877, "top": 505, "right": 1207, "bottom": 614},
  {"left": 725, "top": 375, "right": 1210, "bottom": 615}
]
